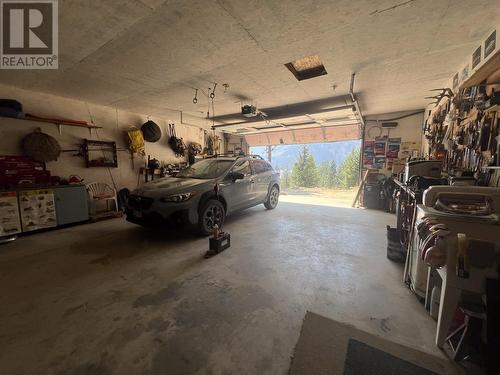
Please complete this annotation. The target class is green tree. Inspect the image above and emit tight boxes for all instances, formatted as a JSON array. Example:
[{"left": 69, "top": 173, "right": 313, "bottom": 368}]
[
  {"left": 337, "top": 148, "right": 360, "bottom": 188},
  {"left": 290, "top": 146, "right": 319, "bottom": 188},
  {"left": 281, "top": 168, "right": 291, "bottom": 189},
  {"left": 318, "top": 160, "right": 338, "bottom": 188},
  {"left": 327, "top": 160, "right": 338, "bottom": 188},
  {"left": 318, "top": 161, "right": 330, "bottom": 187}
]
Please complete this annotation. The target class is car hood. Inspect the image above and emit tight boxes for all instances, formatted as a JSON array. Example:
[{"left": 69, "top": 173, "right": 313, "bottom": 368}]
[{"left": 132, "top": 176, "right": 213, "bottom": 196}]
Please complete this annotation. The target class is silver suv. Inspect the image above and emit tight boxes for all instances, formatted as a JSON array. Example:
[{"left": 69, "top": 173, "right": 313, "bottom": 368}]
[{"left": 126, "top": 155, "right": 280, "bottom": 235}]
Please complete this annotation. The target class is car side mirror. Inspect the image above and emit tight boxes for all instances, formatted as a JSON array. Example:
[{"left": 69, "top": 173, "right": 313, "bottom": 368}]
[{"left": 230, "top": 172, "right": 245, "bottom": 182}]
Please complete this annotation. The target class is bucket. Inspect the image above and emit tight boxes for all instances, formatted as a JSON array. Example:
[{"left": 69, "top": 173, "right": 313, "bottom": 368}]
[{"left": 387, "top": 225, "right": 405, "bottom": 263}]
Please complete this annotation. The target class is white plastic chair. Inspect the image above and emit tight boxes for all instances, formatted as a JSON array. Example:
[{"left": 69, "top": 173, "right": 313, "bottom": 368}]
[{"left": 86, "top": 182, "right": 118, "bottom": 216}]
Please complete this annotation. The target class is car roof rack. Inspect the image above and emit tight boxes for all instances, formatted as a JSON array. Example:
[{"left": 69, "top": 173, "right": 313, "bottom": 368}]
[
  {"left": 247, "top": 154, "right": 264, "bottom": 160},
  {"left": 203, "top": 153, "right": 265, "bottom": 161},
  {"left": 202, "top": 153, "right": 234, "bottom": 158}
]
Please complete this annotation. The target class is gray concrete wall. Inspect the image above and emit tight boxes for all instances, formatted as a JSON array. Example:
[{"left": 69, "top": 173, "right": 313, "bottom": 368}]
[
  {"left": 0, "top": 83, "right": 217, "bottom": 191},
  {"left": 364, "top": 111, "right": 423, "bottom": 145}
]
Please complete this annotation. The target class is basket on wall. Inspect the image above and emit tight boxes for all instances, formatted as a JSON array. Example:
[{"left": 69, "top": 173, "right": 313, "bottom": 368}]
[{"left": 22, "top": 128, "right": 61, "bottom": 162}]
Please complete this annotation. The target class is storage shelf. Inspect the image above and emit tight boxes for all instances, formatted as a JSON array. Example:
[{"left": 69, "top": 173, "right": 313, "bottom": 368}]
[
  {"left": 1, "top": 114, "right": 102, "bottom": 135},
  {"left": 458, "top": 49, "right": 500, "bottom": 90}
]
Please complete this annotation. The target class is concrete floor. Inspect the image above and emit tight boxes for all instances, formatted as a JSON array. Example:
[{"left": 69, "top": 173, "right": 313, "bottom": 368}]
[{"left": 0, "top": 202, "right": 450, "bottom": 374}]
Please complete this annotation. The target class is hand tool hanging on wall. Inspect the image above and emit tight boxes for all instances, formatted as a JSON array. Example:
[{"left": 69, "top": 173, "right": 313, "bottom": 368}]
[
  {"left": 425, "top": 80, "right": 500, "bottom": 173},
  {"left": 167, "top": 123, "right": 186, "bottom": 157},
  {"left": 187, "top": 142, "right": 202, "bottom": 165},
  {"left": 487, "top": 114, "right": 498, "bottom": 154}
]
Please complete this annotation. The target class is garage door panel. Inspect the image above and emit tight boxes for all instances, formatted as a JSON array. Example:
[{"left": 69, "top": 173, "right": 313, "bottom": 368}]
[
  {"left": 245, "top": 124, "right": 360, "bottom": 146},
  {"left": 293, "top": 128, "right": 324, "bottom": 143},
  {"left": 324, "top": 125, "right": 360, "bottom": 140}
]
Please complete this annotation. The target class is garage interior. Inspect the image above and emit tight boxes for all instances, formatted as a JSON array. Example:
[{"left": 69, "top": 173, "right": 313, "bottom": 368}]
[{"left": 1, "top": 1, "right": 500, "bottom": 374}]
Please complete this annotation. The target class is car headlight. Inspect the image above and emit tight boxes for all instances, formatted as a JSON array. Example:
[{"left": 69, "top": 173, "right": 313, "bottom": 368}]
[{"left": 160, "top": 192, "right": 195, "bottom": 203}]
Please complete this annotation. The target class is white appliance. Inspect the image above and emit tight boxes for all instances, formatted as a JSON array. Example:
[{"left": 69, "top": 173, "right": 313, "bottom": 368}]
[
  {"left": 449, "top": 176, "right": 477, "bottom": 186},
  {"left": 407, "top": 186, "right": 500, "bottom": 297},
  {"left": 422, "top": 185, "right": 500, "bottom": 211},
  {"left": 404, "top": 160, "right": 442, "bottom": 183}
]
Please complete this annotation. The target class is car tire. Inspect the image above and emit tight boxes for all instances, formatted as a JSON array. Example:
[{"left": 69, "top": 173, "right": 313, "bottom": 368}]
[
  {"left": 198, "top": 199, "right": 226, "bottom": 235},
  {"left": 264, "top": 185, "right": 279, "bottom": 210}
]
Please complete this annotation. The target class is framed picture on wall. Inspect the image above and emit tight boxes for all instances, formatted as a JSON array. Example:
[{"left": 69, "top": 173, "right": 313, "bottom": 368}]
[
  {"left": 363, "top": 140, "right": 375, "bottom": 168},
  {"left": 363, "top": 155, "right": 374, "bottom": 168},
  {"left": 373, "top": 156, "right": 385, "bottom": 169},
  {"left": 83, "top": 140, "right": 118, "bottom": 168},
  {"left": 472, "top": 45, "right": 481, "bottom": 69},
  {"left": 374, "top": 138, "right": 387, "bottom": 156},
  {"left": 485, "top": 30, "right": 496, "bottom": 58},
  {"left": 386, "top": 138, "right": 401, "bottom": 158},
  {"left": 363, "top": 140, "right": 374, "bottom": 153}
]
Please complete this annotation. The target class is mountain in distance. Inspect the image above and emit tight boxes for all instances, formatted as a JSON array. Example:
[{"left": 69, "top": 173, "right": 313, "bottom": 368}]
[{"left": 251, "top": 140, "right": 361, "bottom": 171}]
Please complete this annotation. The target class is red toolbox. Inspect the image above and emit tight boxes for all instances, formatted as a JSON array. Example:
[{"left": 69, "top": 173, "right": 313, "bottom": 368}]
[{"left": 0, "top": 155, "right": 50, "bottom": 186}]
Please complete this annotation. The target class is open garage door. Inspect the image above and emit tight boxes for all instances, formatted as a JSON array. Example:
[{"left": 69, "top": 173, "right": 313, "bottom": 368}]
[
  {"left": 211, "top": 96, "right": 363, "bottom": 147},
  {"left": 216, "top": 96, "right": 364, "bottom": 208},
  {"left": 244, "top": 123, "right": 360, "bottom": 146},
  {"left": 242, "top": 105, "right": 362, "bottom": 146},
  {"left": 231, "top": 99, "right": 365, "bottom": 209}
]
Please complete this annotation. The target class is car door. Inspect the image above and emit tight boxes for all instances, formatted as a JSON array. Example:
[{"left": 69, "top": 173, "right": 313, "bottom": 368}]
[
  {"left": 219, "top": 159, "right": 253, "bottom": 213},
  {"left": 251, "top": 159, "right": 273, "bottom": 202}
]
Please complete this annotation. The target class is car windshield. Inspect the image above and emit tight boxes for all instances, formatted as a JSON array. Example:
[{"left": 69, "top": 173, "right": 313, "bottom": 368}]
[{"left": 176, "top": 159, "right": 234, "bottom": 179}]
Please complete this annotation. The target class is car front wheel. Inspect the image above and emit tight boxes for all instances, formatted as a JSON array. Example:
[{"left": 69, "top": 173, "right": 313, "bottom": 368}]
[
  {"left": 198, "top": 199, "right": 225, "bottom": 235},
  {"left": 264, "top": 185, "right": 279, "bottom": 210}
]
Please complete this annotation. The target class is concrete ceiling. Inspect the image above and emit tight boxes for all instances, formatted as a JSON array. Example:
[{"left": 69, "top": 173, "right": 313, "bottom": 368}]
[{"left": 1, "top": 0, "right": 498, "bottom": 121}]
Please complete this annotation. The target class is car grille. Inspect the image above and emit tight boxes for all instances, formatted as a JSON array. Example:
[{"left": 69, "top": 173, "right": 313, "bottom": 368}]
[{"left": 128, "top": 195, "right": 153, "bottom": 210}]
